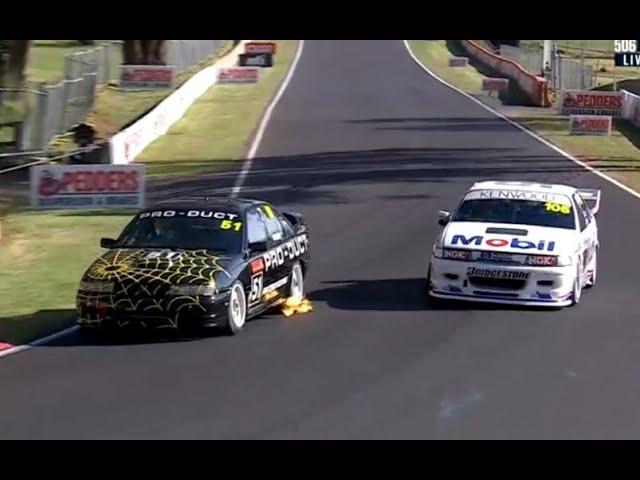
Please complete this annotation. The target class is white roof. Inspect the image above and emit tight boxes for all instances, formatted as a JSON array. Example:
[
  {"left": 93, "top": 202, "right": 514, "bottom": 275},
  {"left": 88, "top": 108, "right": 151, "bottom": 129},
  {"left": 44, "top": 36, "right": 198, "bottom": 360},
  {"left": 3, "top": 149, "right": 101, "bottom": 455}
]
[{"left": 469, "top": 180, "right": 578, "bottom": 196}]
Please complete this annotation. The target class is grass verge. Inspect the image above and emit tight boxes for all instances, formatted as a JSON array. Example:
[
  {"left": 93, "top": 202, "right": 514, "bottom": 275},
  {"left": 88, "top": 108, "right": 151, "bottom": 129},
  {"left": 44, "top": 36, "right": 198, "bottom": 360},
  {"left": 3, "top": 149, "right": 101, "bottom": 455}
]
[
  {"left": 138, "top": 40, "right": 298, "bottom": 177},
  {"left": 407, "top": 40, "right": 640, "bottom": 191},
  {"left": 0, "top": 40, "right": 299, "bottom": 346}
]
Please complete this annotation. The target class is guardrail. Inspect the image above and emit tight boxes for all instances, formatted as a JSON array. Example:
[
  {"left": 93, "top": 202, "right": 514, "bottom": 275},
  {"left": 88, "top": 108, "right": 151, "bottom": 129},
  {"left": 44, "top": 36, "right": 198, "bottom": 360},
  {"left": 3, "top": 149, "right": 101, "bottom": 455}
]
[{"left": 460, "top": 40, "right": 552, "bottom": 107}]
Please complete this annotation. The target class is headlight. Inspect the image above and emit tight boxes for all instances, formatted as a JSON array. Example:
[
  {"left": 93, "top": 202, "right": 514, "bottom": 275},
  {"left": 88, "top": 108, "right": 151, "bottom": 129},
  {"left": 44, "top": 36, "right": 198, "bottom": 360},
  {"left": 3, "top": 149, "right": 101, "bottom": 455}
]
[
  {"left": 168, "top": 284, "right": 217, "bottom": 296},
  {"left": 556, "top": 255, "right": 573, "bottom": 267},
  {"left": 79, "top": 281, "right": 115, "bottom": 293},
  {"left": 432, "top": 245, "right": 444, "bottom": 258}
]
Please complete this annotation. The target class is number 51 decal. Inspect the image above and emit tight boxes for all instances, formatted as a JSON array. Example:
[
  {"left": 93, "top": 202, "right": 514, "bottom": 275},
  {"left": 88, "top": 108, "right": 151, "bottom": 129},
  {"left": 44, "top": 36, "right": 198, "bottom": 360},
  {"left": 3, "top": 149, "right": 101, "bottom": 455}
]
[{"left": 248, "top": 273, "right": 263, "bottom": 305}]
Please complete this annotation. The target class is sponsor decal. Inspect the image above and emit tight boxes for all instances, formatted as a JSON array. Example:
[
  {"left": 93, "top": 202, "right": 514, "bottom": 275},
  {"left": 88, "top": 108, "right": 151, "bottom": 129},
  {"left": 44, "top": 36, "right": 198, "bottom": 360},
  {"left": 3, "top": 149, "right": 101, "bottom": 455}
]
[
  {"left": 262, "top": 234, "right": 309, "bottom": 271},
  {"left": 569, "top": 115, "right": 612, "bottom": 136},
  {"left": 526, "top": 255, "right": 557, "bottom": 266},
  {"left": 238, "top": 53, "right": 273, "bottom": 68},
  {"left": 251, "top": 258, "right": 265, "bottom": 274},
  {"left": 217, "top": 67, "right": 260, "bottom": 84},
  {"left": 120, "top": 65, "right": 175, "bottom": 89},
  {"left": 468, "top": 189, "right": 569, "bottom": 203},
  {"left": 467, "top": 267, "right": 530, "bottom": 280},
  {"left": 451, "top": 234, "right": 556, "bottom": 252},
  {"left": 262, "top": 276, "right": 288, "bottom": 294},
  {"left": 30, "top": 164, "right": 145, "bottom": 210},
  {"left": 138, "top": 210, "right": 239, "bottom": 220},
  {"left": 245, "top": 42, "right": 277, "bottom": 55},
  {"left": 561, "top": 91, "right": 623, "bottom": 116}
]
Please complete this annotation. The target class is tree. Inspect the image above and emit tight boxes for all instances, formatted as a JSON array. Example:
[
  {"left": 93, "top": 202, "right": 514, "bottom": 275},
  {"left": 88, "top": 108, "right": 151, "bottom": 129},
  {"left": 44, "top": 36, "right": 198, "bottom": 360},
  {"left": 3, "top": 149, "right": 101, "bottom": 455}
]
[
  {"left": 5, "top": 40, "right": 31, "bottom": 88},
  {"left": 122, "top": 40, "right": 168, "bottom": 65}
]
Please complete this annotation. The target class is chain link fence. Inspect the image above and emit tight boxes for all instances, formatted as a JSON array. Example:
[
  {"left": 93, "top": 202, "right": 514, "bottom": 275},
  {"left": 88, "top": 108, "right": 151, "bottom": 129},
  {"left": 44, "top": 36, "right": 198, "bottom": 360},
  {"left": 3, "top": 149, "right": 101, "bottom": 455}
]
[
  {"left": 2, "top": 40, "right": 230, "bottom": 153},
  {"left": 499, "top": 44, "right": 594, "bottom": 92},
  {"left": 166, "top": 40, "right": 228, "bottom": 74}
]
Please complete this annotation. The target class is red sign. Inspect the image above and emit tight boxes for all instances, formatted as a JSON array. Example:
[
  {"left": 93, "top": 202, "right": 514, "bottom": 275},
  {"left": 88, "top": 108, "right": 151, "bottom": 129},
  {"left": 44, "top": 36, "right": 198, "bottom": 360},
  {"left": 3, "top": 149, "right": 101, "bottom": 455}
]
[
  {"left": 561, "top": 91, "right": 623, "bottom": 116},
  {"left": 245, "top": 42, "right": 277, "bottom": 55},
  {"left": 482, "top": 78, "right": 509, "bottom": 91},
  {"left": 217, "top": 67, "right": 259, "bottom": 84},
  {"left": 569, "top": 115, "right": 612, "bottom": 136},
  {"left": 120, "top": 65, "right": 175, "bottom": 89},
  {"left": 449, "top": 57, "right": 468, "bottom": 67}
]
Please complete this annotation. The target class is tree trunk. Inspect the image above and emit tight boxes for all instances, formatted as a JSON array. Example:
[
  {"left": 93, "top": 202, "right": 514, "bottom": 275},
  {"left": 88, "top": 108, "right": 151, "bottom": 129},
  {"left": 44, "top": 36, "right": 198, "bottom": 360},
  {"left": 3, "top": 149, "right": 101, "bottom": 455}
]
[
  {"left": 6, "top": 40, "right": 31, "bottom": 88},
  {"left": 123, "top": 40, "right": 143, "bottom": 65},
  {"left": 122, "top": 40, "right": 167, "bottom": 65}
]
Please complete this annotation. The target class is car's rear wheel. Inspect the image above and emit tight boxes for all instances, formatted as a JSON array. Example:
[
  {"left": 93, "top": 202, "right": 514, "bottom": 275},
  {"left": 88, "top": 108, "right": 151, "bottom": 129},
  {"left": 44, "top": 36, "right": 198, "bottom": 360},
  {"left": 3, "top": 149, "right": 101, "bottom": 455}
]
[
  {"left": 224, "top": 281, "right": 247, "bottom": 335},
  {"left": 289, "top": 262, "right": 305, "bottom": 302}
]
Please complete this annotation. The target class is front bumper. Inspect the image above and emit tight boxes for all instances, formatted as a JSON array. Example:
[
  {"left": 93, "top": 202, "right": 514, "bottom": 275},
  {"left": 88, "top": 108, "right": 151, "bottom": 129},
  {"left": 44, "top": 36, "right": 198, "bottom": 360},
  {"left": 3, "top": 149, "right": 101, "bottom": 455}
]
[
  {"left": 428, "top": 257, "right": 576, "bottom": 307},
  {"left": 76, "top": 290, "right": 232, "bottom": 330}
]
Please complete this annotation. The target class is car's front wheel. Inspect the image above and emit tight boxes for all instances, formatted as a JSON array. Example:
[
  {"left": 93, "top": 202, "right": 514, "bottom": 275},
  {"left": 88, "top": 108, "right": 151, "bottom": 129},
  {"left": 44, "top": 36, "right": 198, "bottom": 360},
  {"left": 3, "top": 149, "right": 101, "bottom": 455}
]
[
  {"left": 585, "top": 248, "right": 597, "bottom": 288},
  {"left": 289, "top": 262, "right": 305, "bottom": 302},
  {"left": 571, "top": 263, "right": 583, "bottom": 306},
  {"left": 224, "top": 281, "right": 247, "bottom": 335}
]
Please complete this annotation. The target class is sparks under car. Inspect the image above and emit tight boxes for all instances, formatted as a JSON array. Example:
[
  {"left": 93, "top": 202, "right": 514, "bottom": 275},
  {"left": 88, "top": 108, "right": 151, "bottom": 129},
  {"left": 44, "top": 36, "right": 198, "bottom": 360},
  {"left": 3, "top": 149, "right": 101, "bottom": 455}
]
[
  {"left": 427, "top": 181, "right": 601, "bottom": 307},
  {"left": 76, "top": 197, "right": 310, "bottom": 335}
]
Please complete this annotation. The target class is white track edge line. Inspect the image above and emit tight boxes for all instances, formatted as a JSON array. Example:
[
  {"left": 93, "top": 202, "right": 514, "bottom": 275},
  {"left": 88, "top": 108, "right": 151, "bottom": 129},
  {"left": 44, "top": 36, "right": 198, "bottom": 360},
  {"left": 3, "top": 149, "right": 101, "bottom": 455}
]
[
  {"left": 402, "top": 40, "right": 640, "bottom": 201},
  {"left": 0, "top": 325, "right": 80, "bottom": 359},
  {"left": 230, "top": 40, "right": 305, "bottom": 198}
]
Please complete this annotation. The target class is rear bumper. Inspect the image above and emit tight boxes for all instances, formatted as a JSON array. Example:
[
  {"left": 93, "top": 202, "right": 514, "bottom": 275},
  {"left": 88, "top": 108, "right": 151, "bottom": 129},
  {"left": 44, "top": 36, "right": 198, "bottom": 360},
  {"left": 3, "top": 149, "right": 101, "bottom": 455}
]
[
  {"left": 76, "top": 291, "right": 232, "bottom": 330},
  {"left": 428, "top": 257, "right": 576, "bottom": 307}
]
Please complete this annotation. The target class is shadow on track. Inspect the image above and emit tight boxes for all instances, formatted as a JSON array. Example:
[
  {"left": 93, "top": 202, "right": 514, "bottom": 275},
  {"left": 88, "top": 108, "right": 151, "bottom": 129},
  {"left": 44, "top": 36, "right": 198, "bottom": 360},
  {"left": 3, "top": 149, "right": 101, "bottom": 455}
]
[{"left": 309, "top": 278, "right": 565, "bottom": 312}]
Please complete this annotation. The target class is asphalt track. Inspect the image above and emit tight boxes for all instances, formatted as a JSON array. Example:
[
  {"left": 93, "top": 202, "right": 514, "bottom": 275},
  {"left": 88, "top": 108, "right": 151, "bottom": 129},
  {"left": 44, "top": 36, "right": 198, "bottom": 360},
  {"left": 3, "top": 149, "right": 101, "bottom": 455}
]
[{"left": 2, "top": 40, "right": 640, "bottom": 439}]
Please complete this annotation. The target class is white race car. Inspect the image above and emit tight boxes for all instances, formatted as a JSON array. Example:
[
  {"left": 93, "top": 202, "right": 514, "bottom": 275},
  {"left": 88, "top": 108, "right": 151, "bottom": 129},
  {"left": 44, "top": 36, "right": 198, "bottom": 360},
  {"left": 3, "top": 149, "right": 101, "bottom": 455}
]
[{"left": 427, "top": 181, "right": 601, "bottom": 307}]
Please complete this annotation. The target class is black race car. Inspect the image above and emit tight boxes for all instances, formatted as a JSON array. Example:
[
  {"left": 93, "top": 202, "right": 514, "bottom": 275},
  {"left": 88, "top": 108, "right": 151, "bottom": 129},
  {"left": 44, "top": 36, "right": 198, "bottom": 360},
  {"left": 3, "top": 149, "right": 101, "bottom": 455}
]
[{"left": 76, "top": 197, "right": 310, "bottom": 335}]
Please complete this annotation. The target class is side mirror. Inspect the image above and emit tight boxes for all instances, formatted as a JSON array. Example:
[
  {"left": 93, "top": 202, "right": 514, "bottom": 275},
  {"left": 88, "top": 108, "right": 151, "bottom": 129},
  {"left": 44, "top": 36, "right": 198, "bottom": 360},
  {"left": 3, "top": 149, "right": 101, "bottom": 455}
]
[
  {"left": 282, "top": 211, "right": 303, "bottom": 226},
  {"left": 248, "top": 241, "right": 268, "bottom": 254},
  {"left": 438, "top": 210, "right": 451, "bottom": 226},
  {"left": 100, "top": 237, "right": 118, "bottom": 249}
]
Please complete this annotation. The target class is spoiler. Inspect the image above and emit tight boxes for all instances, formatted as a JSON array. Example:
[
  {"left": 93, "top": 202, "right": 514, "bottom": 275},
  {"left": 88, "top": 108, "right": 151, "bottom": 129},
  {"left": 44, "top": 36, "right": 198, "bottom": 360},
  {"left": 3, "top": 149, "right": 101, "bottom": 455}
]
[{"left": 577, "top": 188, "right": 601, "bottom": 215}]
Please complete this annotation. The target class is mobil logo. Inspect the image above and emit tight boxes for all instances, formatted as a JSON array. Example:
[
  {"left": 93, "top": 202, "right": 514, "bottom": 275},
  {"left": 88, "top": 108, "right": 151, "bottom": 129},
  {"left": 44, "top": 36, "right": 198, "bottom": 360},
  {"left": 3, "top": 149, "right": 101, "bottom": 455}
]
[{"left": 451, "top": 234, "right": 556, "bottom": 252}]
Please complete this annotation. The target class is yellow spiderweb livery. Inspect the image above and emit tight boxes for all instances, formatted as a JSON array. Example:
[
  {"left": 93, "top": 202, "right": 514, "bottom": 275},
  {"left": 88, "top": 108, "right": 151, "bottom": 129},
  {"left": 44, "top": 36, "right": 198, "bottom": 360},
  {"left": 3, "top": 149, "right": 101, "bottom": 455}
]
[{"left": 77, "top": 249, "right": 231, "bottom": 328}]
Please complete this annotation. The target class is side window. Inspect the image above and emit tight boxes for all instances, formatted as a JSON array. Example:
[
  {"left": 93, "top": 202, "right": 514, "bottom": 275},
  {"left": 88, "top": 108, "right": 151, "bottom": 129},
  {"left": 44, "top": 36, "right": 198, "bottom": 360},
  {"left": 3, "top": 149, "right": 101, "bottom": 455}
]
[
  {"left": 573, "top": 195, "right": 588, "bottom": 232},
  {"left": 279, "top": 215, "right": 295, "bottom": 239},
  {"left": 260, "top": 205, "right": 284, "bottom": 243},
  {"left": 247, "top": 209, "right": 269, "bottom": 244}
]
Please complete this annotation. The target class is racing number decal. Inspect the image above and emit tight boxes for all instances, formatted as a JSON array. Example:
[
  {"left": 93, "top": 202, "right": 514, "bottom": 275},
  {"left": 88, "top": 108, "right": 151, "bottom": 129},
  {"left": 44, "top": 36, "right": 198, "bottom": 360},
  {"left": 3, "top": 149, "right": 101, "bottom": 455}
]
[
  {"left": 221, "top": 220, "right": 242, "bottom": 231},
  {"left": 545, "top": 202, "right": 571, "bottom": 214},
  {"left": 248, "top": 273, "right": 263, "bottom": 305}
]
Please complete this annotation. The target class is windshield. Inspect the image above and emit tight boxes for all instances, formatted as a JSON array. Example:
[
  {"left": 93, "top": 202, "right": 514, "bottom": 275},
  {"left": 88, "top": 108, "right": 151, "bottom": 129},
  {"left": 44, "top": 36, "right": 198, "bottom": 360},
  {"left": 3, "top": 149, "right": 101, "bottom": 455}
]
[
  {"left": 452, "top": 198, "right": 576, "bottom": 230},
  {"left": 116, "top": 210, "right": 244, "bottom": 253}
]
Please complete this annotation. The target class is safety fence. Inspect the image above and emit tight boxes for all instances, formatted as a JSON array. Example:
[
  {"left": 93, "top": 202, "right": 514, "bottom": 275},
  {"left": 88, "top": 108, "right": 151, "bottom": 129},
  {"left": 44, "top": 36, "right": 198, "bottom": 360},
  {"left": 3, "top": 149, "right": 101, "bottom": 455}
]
[
  {"left": 2, "top": 40, "right": 230, "bottom": 153},
  {"left": 499, "top": 44, "right": 594, "bottom": 91}
]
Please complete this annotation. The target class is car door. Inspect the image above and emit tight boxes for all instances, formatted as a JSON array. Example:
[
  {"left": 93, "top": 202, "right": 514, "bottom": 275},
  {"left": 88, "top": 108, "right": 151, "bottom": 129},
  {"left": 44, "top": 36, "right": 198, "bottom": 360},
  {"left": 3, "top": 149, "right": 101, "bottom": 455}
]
[
  {"left": 573, "top": 193, "right": 596, "bottom": 277},
  {"left": 258, "top": 203, "right": 291, "bottom": 303},
  {"left": 245, "top": 206, "right": 272, "bottom": 311}
]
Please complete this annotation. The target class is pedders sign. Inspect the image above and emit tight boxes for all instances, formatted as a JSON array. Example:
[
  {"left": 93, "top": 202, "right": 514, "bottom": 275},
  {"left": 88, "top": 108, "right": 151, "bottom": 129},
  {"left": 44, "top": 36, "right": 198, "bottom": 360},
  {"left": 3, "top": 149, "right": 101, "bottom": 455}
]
[
  {"left": 569, "top": 115, "right": 612, "bottom": 136},
  {"left": 120, "top": 65, "right": 175, "bottom": 89},
  {"left": 30, "top": 164, "right": 146, "bottom": 209},
  {"left": 217, "top": 67, "right": 260, "bottom": 84},
  {"left": 561, "top": 90, "right": 624, "bottom": 116}
]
